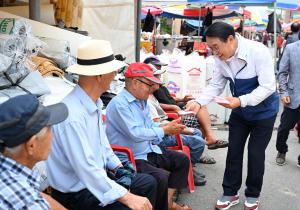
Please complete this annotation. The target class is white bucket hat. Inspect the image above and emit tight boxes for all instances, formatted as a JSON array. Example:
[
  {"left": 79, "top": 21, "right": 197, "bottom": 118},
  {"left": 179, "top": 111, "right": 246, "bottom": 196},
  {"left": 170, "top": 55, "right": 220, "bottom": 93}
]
[
  {"left": 66, "top": 39, "right": 126, "bottom": 76},
  {"left": 148, "top": 64, "right": 166, "bottom": 75}
]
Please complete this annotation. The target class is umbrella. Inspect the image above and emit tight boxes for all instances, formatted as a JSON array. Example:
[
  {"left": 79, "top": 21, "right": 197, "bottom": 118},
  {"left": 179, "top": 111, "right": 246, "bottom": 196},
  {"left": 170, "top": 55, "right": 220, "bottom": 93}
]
[{"left": 141, "top": 6, "right": 163, "bottom": 16}]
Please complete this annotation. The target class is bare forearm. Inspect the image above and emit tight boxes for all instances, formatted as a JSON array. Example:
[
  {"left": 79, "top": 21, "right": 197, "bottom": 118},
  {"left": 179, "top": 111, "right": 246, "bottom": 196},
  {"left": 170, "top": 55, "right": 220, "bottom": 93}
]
[
  {"left": 160, "top": 103, "right": 181, "bottom": 112},
  {"left": 41, "top": 192, "right": 67, "bottom": 210}
]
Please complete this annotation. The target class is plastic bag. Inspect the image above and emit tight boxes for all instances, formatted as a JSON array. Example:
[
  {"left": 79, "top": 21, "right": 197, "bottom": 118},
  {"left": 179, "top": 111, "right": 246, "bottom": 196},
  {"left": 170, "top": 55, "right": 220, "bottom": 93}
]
[
  {"left": 0, "top": 19, "right": 47, "bottom": 90},
  {"left": 106, "top": 161, "right": 136, "bottom": 190},
  {"left": 38, "top": 37, "right": 72, "bottom": 70}
]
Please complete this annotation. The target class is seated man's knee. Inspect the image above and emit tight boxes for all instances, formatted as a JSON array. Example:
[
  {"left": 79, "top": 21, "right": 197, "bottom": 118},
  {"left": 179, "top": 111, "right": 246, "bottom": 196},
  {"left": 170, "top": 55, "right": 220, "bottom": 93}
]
[
  {"left": 141, "top": 173, "right": 157, "bottom": 189},
  {"left": 152, "top": 169, "right": 169, "bottom": 188},
  {"left": 177, "top": 152, "right": 190, "bottom": 170}
]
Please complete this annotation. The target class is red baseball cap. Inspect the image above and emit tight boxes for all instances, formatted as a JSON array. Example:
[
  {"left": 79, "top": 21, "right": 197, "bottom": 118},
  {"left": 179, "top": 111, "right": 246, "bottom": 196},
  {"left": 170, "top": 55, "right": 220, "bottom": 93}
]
[{"left": 125, "top": 62, "right": 162, "bottom": 84}]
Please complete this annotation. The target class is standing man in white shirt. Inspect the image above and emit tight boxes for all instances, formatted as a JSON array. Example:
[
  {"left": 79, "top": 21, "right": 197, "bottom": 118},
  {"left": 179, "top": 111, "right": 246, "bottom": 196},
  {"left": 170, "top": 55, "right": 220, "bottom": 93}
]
[{"left": 186, "top": 22, "right": 279, "bottom": 210}]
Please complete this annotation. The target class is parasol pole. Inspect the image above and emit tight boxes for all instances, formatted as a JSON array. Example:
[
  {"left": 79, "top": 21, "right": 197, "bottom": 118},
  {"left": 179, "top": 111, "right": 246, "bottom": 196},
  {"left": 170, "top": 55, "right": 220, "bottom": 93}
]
[
  {"left": 274, "top": 1, "right": 277, "bottom": 71},
  {"left": 135, "top": 0, "right": 142, "bottom": 62},
  {"left": 198, "top": 4, "right": 201, "bottom": 37}
]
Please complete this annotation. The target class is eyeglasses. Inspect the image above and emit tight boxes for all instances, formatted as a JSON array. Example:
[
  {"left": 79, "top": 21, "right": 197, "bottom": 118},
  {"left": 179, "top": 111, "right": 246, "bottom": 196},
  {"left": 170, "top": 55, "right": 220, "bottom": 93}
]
[
  {"left": 208, "top": 45, "right": 221, "bottom": 54},
  {"left": 135, "top": 78, "right": 154, "bottom": 88}
]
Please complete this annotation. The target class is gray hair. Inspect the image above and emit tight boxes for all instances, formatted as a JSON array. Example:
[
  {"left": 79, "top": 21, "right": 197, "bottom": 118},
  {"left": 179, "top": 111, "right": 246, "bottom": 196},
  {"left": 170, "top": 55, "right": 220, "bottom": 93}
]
[
  {"left": 125, "top": 77, "right": 133, "bottom": 88},
  {"left": 3, "top": 127, "right": 49, "bottom": 156}
]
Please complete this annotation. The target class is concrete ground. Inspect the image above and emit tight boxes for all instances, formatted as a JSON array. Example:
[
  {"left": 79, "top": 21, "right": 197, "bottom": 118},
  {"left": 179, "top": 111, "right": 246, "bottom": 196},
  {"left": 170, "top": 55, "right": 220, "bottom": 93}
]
[{"left": 179, "top": 107, "right": 300, "bottom": 210}]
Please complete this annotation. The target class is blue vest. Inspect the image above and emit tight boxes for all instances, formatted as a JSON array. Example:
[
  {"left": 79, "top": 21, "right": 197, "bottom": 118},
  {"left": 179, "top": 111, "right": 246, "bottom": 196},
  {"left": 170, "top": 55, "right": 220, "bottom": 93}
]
[{"left": 227, "top": 76, "right": 279, "bottom": 121}]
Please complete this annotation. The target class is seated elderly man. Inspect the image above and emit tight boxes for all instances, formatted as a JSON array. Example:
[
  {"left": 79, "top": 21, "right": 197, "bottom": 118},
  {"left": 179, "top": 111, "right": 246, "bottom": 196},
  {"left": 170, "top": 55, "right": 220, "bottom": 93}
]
[
  {"left": 106, "top": 62, "right": 191, "bottom": 210},
  {"left": 148, "top": 83, "right": 207, "bottom": 184},
  {"left": 144, "top": 56, "right": 228, "bottom": 150},
  {"left": 0, "top": 94, "right": 68, "bottom": 210},
  {"left": 46, "top": 40, "right": 156, "bottom": 210}
]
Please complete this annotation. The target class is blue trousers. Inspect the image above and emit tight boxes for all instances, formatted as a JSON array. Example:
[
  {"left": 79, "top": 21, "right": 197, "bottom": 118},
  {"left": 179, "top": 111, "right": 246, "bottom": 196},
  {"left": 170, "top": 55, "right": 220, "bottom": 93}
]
[{"left": 160, "top": 128, "right": 205, "bottom": 165}]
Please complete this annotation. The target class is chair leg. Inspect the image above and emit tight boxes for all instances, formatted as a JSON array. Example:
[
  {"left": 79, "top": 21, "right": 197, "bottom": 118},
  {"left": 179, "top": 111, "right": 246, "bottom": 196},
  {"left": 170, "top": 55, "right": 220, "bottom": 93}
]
[{"left": 182, "top": 146, "right": 195, "bottom": 193}]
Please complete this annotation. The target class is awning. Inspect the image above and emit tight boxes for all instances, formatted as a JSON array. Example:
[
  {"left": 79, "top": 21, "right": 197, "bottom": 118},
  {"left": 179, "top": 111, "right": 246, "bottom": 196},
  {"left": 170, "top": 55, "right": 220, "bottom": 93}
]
[
  {"left": 162, "top": 5, "right": 240, "bottom": 20},
  {"left": 187, "top": 0, "right": 299, "bottom": 9}
]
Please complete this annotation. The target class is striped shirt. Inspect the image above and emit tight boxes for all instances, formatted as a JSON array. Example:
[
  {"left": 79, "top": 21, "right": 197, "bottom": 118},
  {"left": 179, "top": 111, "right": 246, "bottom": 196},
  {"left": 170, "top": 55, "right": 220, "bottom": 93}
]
[{"left": 0, "top": 155, "right": 49, "bottom": 210}]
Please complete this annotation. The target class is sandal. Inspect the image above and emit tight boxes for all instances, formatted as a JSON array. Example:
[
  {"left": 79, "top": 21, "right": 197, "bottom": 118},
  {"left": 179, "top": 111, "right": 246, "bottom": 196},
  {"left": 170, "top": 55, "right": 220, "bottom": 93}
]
[
  {"left": 199, "top": 155, "right": 216, "bottom": 164},
  {"left": 170, "top": 202, "right": 192, "bottom": 210},
  {"left": 207, "top": 140, "right": 228, "bottom": 150}
]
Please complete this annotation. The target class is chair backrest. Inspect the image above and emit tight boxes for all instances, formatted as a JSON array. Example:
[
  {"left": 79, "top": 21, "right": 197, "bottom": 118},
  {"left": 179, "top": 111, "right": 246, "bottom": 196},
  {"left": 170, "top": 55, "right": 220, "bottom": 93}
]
[
  {"left": 110, "top": 145, "right": 137, "bottom": 169},
  {"left": 166, "top": 112, "right": 184, "bottom": 149}
]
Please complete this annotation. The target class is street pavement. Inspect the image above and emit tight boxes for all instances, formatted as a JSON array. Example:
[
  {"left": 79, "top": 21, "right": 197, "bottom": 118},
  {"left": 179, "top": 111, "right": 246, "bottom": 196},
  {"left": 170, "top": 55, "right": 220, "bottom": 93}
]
[{"left": 179, "top": 106, "right": 300, "bottom": 210}]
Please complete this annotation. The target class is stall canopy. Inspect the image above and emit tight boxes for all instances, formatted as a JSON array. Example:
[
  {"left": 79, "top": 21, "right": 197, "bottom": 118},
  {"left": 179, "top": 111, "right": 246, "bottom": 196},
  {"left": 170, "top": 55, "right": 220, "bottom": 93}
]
[
  {"left": 187, "top": 0, "right": 299, "bottom": 10},
  {"left": 162, "top": 5, "right": 240, "bottom": 20}
]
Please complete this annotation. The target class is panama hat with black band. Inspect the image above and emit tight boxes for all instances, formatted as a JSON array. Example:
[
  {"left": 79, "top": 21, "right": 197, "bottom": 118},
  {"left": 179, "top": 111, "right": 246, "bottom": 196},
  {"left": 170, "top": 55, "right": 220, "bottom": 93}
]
[{"left": 66, "top": 39, "right": 127, "bottom": 76}]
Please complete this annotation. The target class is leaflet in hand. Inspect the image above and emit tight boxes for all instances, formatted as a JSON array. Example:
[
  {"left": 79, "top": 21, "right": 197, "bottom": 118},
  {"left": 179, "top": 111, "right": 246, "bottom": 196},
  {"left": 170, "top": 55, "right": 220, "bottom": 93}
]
[
  {"left": 178, "top": 110, "right": 195, "bottom": 116},
  {"left": 214, "top": 96, "right": 230, "bottom": 104}
]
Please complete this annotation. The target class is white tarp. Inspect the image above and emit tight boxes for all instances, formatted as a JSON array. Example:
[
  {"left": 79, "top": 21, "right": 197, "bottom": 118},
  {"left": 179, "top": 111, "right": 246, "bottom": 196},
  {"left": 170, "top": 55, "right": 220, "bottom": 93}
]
[
  {"left": 82, "top": 0, "right": 135, "bottom": 61},
  {"left": 0, "top": 10, "right": 90, "bottom": 56},
  {"left": 1, "top": 1, "right": 135, "bottom": 61}
]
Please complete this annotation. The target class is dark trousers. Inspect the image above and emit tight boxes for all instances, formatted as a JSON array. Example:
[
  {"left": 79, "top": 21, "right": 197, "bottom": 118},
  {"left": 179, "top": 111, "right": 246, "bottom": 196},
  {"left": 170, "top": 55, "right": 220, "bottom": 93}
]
[
  {"left": 135, "top": 148, "right": 189, "bottom": 210},
  {"left": 51, "top": 173, "right": 157, "bottom": 210},
  {"left": 276, "top": 106, "right": 300, "bottom": 154},
  {"left": 222, "top": 113, "right": 276, "bottom": 198}
]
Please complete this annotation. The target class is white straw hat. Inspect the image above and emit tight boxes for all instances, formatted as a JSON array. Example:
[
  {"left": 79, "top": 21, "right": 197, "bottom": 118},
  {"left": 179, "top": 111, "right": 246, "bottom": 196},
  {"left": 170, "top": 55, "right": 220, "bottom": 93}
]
[{"left": 66, "top": 39, "right": 126, "bottom": 76}]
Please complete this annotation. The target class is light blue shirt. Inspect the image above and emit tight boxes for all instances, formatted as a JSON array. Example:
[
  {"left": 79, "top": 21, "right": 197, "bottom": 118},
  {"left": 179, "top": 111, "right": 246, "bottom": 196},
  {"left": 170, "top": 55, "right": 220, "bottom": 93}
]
[
  {"left": 106, "top": 89, "right": 164, "bottom": 162},
  {"left": 46, "top": 85, "right": 127, "bottom": 207}
]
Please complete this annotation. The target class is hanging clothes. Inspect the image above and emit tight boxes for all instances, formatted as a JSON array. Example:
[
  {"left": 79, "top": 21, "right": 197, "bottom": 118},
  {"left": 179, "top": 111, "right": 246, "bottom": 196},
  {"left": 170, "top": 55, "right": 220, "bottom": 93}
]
[
  {"left": 142, "top": 9, "right": 154, "bottom": 32},
  {"left": 266, "top": 12, "right": 281, "bottom": 34},
  {"left": 203, "top": 8, "right": 213, "bottom": 28},
  {"left": 236, "top": 19, "right": 244, "bottom": 33}
]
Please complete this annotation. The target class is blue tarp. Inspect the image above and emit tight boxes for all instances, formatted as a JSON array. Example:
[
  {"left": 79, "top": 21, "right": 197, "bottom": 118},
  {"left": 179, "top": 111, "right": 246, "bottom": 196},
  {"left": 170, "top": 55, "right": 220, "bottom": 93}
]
[
  {"left": 161, "top": 10, "right": 239, "bottom": 20},
  {"left": 187, "top": 0, "right": 299, "bottom": 9}
]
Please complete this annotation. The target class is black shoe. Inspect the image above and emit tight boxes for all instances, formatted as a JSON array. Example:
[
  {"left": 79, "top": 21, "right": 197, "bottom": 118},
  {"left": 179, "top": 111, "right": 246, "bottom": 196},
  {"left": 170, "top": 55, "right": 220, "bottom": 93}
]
[
  {"left": 192, "top": 169, "right": 205, "bottom": 178},
  {"left": 276, "top": 152, "right": 286, "bottom": 166},
  {"left": 193, "top": 175, "right": 207, "bottom": 186}
]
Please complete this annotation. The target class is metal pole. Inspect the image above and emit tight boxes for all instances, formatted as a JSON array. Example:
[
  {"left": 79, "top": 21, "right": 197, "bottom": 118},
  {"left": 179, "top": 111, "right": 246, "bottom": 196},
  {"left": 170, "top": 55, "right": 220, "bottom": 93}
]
[
  {"left": 274, "top": 2, "right": 277, "bottom": 71},
  {"left": 198, "top": 6, "right": 201, "bottom": 37},
  {"left": 29, "top": 0, "right": 41, "bottom": 21},
  {"left": 135, "top": 0, "right": 142, "bottom": 62}
]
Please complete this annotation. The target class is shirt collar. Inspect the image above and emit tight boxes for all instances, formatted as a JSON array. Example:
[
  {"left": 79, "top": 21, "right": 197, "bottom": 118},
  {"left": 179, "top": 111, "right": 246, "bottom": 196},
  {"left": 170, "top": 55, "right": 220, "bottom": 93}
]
[
  {"left": 73, "top": 85, "right": 98, "bottom": 114},
  {"left": 226, "top": 34, "right": 247, "bottom": 62},
  {"left": 121, "top": 88, "right": 138, "bottom": 103},
  {"left": 0, "top": 155, "right": 40, "bottom": 189}
]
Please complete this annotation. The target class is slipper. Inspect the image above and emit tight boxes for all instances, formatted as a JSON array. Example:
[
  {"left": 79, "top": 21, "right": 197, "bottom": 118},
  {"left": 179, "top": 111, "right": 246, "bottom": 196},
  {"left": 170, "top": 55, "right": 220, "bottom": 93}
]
[
  {"left": 170, "top": 202, "right": 192, "bottom": 210},
  {"left": 199, "top": 155, "right": 216, "bottom": 164},
  {"left": 207, "top": 140, "right": 228, "bottom": 150}
]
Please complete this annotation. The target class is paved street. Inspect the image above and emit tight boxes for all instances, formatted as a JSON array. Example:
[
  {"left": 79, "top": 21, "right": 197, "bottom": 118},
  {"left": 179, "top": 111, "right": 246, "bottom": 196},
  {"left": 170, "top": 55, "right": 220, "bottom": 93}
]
[{"left": 179, "top": 107, "right": 300, "bottom": 210}]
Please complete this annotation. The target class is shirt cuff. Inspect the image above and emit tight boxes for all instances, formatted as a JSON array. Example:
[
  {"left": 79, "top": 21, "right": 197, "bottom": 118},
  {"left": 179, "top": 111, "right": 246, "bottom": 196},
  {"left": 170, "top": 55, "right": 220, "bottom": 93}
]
[
  {"left": 192, "top": 100, "right": 202, "bottom": 107},
  {"left": 106, "top": 155, "right": 122, "bottom": 170},
  {"left": 153, "top": 122, "right": 161, "bottom": 127},
  {"left": 281, "top": 92, "right": 289, "bottom": 97},
  {"left": 101, "top": 182, "right": 128, "bottom": 206},
  {"left": 151, "top": 127, "right": 164, "bottom": 144},
  {"left": 239, "top": 95, "right": 247, "bottom": 107}
]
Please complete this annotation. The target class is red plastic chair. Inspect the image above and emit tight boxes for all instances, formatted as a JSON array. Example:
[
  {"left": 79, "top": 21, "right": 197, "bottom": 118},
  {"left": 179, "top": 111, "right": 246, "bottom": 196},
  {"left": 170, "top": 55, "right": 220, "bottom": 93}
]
[
  {"left": 110, "top": 145, "right": 137, "bottom": 169},
  {"left": 166, "top": 112, "right": 195, "bottom": 193},
  {"left": 102, "top": 114, "right": 137, "bottom": 169}
]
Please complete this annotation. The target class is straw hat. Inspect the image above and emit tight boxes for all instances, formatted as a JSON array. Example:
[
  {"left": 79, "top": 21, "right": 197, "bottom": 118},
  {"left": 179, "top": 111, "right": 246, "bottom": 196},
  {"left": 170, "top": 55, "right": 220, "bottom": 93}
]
[{"left": 66, "top": 40, "right": 126, "bottom": 76}]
